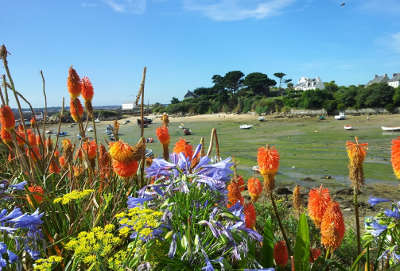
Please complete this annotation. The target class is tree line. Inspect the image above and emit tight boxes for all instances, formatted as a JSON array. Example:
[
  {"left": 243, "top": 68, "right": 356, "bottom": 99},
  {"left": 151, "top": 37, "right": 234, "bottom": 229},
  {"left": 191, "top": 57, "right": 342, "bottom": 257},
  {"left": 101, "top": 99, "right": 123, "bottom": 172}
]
[{"left": 152, "top": 71, "right": 400, "bottom": 115}]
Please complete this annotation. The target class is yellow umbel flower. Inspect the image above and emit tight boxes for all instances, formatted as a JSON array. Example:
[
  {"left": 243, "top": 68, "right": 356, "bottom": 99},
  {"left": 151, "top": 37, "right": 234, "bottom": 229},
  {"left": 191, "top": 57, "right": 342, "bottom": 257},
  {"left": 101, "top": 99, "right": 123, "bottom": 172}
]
[
  {"left": 34, "top": 256, "right": 62, "bottom": 271},
  {"left": 53, "top": 189, "right": 94, "bottom": 204}
]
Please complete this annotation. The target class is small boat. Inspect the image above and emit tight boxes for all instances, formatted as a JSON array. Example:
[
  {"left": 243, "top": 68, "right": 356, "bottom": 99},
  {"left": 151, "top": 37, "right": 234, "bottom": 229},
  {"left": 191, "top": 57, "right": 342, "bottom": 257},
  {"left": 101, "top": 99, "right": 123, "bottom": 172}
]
[
  {"left": 240, "top": 124, "right": 253, "bottom": 129},
  {"left": 252, "top": 165, "right": 260, "bottom": 173},
  {"left": 344, "top": 125, "right": 353, "bottom": 130},
  {"left": 88, "top": 127, "right": 94, "bottom": 132},
  {"left": 94, "top": 118, "right": 101, "bottom": 123},
  {"left": 45, "top": 130, "right": 53, "bottom": 134},
  {"left": 381, "top": 126, "right": 400, "bottom": 131},
  {"left": 334, "top": 112, "right": 346, "bottom": 120},
  {"left": 258, "top": 116, "right": 265, "bottom": 122},
  {"left": 58, "top": 131, "right": 68, "bottom": 137},
  {"left": 145, "top": 149, "right": 153, "bottom": 158},
  {"left": 183, "top": 128, "right": 192, "bottom": 135},
  {"left": 123, "top": 120, "right": 130, "bottom": 125}
]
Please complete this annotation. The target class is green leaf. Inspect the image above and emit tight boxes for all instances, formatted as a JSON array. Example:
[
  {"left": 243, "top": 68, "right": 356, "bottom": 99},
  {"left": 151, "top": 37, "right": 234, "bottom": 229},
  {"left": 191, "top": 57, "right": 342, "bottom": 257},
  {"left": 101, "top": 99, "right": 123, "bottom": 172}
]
[
  {"left": 259, "top": 218, "right": 274, "bottom": 268},
  {"left": 294, "top": 213, "right": 311, "bottom": 271}
]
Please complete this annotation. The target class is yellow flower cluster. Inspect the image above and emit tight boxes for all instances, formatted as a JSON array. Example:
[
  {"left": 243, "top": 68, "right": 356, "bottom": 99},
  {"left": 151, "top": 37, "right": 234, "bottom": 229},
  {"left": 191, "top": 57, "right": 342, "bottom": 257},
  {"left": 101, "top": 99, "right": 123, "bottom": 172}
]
[
  {"left": 65, "top": 224, "right": 121, "bottom": 266},
  {"left": 116, "top": 207, "right": 163, "bottom": 239},
  {"left": 53, "top": 189, "right": 94, "bottom": 204},
  {"left": 33, "top": 256, "right": 62, "bottom": 271}
]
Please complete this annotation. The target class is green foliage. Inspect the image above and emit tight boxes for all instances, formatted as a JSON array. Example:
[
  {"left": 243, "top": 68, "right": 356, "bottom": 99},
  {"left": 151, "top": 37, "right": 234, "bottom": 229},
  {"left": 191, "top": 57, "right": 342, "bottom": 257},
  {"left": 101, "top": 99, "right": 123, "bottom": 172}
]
[
  {"left": 259, "top": 218, "right": 274, "bottom": 268},
  {"left": 243, "top": 72, "right": 276, "bottom": 96},
  {"left": 294, "top": 213, "right": 310, "bottom": 271}
]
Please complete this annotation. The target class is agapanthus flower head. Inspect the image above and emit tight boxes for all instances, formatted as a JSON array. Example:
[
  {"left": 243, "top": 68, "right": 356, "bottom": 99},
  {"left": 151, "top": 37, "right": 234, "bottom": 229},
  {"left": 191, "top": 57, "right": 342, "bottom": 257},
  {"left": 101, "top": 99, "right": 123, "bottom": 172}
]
[
  {"left": 320, "top": 201, "right": 345, "bottom": 251},
  {"left": 81, "top": 76, "right": 94, "bottom": 102},
  {"left": 244, "top": 202, "right": 256, "bottom": 229},
  {"left": 346, "top": 137, "right": 368, "bottom": 189},
  {"left": 82, "top": 140, "right": 97, "bottom": 160},
  {"left": 67, "top": 66, "right": 81, "bottom": 99},
  {"left": 27, "top": 186, "right": 44, "bottom": 206},
  {"left": 310, "top": 248, "right": 321, "bottom": 263},
  {"left": 0, "top": 105, "right": 15, "bottom": 131},
  {"left": 257, "top": 145, "right": 280, "bottom": 176},
  {"left": 156, "top": 126, "right": 170, "bottom": 145},
  {"left": 173, "top": 138, "right": 193, "bottom": 159},
  {"left": 392, "top": 136, "right": 400, "bottom": 179},
  {"left": 112, "top": 159, "right": 138, "bottom": 178},
  {"left": 247, "top": 177, "right": 262, "bottom": 202},
  {"left": 274, "top": 240, "right": 289, "bottom": 267},
  {"left": 109, "top": 140, "right": 134, "bottom": 162},
  {"left": 70, "top": 98, "right": 84, "bottom": 122},
  {"left": 293, "top": 185, "right": 302, "bottom": 212},
  {"left": 368, "top": 197, "right": 391, "bottom": 207},
  {"left": 1, "top": 128, "right": 11, "bottom": 145},
  {"left": 308, "top": 185, "right": 331, "bottom": 228}
]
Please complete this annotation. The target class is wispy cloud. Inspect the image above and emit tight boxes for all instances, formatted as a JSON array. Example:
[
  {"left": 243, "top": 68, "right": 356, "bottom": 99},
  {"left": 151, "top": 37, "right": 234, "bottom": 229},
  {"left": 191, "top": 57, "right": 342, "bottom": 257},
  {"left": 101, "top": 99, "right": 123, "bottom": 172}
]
[
  {"left": 376, "top": 32, "right": 400, "bottom": 54},
  {"left": 183, "top": 0, "right": 296, "bottom": 21},
  {"left": 103, "top": 0, "right": 147, "bottom": 14},
  {"left": 359, "top": 0, "right": 400, "bottom": 14}
]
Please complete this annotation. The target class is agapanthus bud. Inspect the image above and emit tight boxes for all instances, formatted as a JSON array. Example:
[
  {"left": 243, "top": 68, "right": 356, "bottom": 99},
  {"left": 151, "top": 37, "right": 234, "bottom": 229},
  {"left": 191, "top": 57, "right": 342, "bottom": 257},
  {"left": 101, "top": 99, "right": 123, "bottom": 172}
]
[
  {"left": 320, "top": 201, "right": 345, "bottom": 251},
  {"left": 67, "top": 66, "right": 81, "bottom": 99},
  {"left": 70, "top": 98, "right": 84, "bottom": 122},
  {"left": 0, "top": 105, "right": 15, "bottom": 131},
  {"left": 308, "top": 185, "right": 331, "bottom": 228},
  {"left": 173, "top": 138, "right": 193, "bottom": 160},
  {"left": 248, "top": 177, "right": 262, "bottom": 202},
  {"left": 274, "top": 241, "right": 289, "bottom": 267}
]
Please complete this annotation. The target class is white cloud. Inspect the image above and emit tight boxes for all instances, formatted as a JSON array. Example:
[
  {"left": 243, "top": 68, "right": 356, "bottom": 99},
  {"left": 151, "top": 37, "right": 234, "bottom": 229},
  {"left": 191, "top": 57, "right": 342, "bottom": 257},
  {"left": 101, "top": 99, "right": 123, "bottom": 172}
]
[
  {"left": 359, "top": 0, "right": 400, "bottom": 14},
  {"left": 103, "top": 0, "right": 147, "bottom": 14},
  {"left": 183, "top": 0, "right": 296, "bottom": 21}
]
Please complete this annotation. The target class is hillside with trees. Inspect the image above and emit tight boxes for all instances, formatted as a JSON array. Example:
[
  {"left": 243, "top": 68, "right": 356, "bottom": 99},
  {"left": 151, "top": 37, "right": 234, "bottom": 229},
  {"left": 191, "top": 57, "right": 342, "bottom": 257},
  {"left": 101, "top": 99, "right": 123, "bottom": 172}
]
[{"left": 152, "top": 71, "right": 400, "bottom": 115}]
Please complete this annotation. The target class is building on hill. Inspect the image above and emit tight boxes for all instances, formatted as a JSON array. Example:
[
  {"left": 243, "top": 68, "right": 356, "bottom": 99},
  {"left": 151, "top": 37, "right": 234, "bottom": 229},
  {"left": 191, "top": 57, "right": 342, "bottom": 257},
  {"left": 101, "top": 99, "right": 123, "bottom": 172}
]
[
  {"left": 184, "top": 90, "right": 197, "bottom": 100},
  {"left": 367, "top": 74, "right": 389, "bottom": 86},
  {"left": 121, "top": 103, "right": 137, "bottom": 110},
  {"left": 388, "top": 73, "right": 400, "bottom": 88},
  {"left": 294, "top": 77, "right": 325, "bottom": 91}
]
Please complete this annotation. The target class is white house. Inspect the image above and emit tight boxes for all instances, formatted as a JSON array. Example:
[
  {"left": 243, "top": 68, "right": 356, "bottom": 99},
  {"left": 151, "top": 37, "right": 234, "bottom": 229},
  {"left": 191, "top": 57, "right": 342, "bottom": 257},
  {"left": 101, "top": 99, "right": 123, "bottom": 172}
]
[
  {"left": 388, "top": 73, "right": 400, "bottom": 88},
  {"left": 121, "top": 103, "right": 136, "bottom": 110},
  {"left": 294, "top": 77, "right": 325, "bottom": 91}
]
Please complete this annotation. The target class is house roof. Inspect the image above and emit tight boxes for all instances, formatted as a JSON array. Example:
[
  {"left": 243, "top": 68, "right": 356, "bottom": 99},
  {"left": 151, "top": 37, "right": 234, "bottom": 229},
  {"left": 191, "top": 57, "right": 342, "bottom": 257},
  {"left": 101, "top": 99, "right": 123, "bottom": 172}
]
[
  {"left": 368, "top": 74, "right": 389, "bottom": 85},
  {"left": 389, "top": 73, "right": 400, "bottom": 82}
]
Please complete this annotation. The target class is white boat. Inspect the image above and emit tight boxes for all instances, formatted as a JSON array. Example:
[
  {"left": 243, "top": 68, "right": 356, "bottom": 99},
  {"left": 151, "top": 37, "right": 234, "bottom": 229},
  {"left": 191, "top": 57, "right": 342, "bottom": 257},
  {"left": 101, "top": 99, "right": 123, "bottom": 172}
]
[
  {"left": 334, "top": 112, "right": 346, "bottom": 120},
  {"left": 240, "top": 124, "right": 253, "bottom": 129},
  {"left": 258, "top": 116, "right": 265, "bottom": 122},
  {"left": 381, "top": 126, "right": 400, "bottom": 131},
  {"left": 344, "top": 125, "right": 353, "bottom": 130},
  {"left": 94, "top": 118, "right": 101, "bottom": 123},
  {"left": 58, "top": 131, "right": 68, "bottom": 137},
  {"left": 252, "top": 165, "right": 260, "bottom": 172},
  {"left": 45, "top": 130, "right": 53, "bottom": 134},
  {"left": 87, "top": 127, "right": 94, "bottom": 132}
]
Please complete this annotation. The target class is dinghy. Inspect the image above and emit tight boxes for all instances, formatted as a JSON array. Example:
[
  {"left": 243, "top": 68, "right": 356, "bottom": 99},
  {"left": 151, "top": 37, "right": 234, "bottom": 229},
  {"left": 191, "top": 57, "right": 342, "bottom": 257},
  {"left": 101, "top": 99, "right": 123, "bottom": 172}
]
[
  {"left": 344, "top": 125, "right": 353, "bottom": 130},
  {"left": 381, "top": 126, "right": 400, "bottom": 131},
  {"left": 258, "top": 116, "right": 265, "bottom": 122},
  {"left": 334, "top": 112, "right": 346, "bottom": 120},
  {"left": 240, "top": 124, "right": 253, "bottom": 129}
]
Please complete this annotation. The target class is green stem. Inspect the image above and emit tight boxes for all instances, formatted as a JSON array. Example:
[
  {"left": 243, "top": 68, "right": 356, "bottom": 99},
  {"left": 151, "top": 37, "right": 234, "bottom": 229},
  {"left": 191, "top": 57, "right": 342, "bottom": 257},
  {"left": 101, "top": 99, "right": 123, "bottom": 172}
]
[{"left": 354, "top": 186, "right": 362, "bottom": 256}]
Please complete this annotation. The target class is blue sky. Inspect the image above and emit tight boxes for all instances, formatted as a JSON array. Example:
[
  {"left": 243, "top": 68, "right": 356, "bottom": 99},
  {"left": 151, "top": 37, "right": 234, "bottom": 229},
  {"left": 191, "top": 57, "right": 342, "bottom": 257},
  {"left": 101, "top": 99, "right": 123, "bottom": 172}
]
[{"left": 1, "top": 0, "right": 400, "bottom": 107}]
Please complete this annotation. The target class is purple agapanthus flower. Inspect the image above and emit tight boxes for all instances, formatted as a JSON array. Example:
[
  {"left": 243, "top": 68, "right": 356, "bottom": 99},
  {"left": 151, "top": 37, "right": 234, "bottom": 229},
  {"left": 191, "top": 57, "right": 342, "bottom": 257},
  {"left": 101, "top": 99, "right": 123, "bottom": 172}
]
[
  {"left": 10, "top": 181, "right": 27, "bottom": 191},
  {"left": 384, "top": 207, "right": 400, "bottom": 219},
  {"left": 368, "top": 197, "right": 391, "bottom": 207},
  {"left": 369, "top": 221, "right": 387, "bottom": 237},
  {"left": 127, "top": 196, "right": 154, "bottom": 209}
]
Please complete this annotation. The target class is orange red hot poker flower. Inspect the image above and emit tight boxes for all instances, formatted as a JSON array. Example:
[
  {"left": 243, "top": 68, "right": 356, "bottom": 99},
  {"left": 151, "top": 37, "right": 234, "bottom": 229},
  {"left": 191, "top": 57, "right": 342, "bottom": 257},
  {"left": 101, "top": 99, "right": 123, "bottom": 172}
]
[
  {"left": 0, "top": 105, "right": 15, "bottom": 131},
  {"left": 156, "top": 126, "right": 170, "bottom": 145},
  {"left": 112, "top": 159, "right": 138, "bottom": 178},
  {"left": 257, "top": 145, "right": 280, "bottom": 176},
  {"left": 244, "top": 202, "right": 256, "bottom": 229},
  {"left": 247, "top": 177, "right": 262, "bottom": 202},
  {"left": 67, "top": 66, "right": 81, "bottom": 99},
  {"left": 70, "top": 98, "right": 84, "bottom": 122},
  {"left": 173, "top": 138, "right": 193, "bottom": 159},
  {"left": 308, "top": 185, "right": 331, "bottom": 228},
  {"left": 273, "top": 240, "right": 289, "bottom": 267},
  {"left": 320, "top": 201, "right": 345, "bottom": 251},
  {"left": 82, "top": 140, "right": 97, "bottom": 160},
  {"left": 391, "top": 137, "right": 400, "bottom": 179},
  {"left": 81, "top": 76, "right": 94, "bottom": 102},
  {"left": 346, "top": 138, "right": 368, "bottom": 166},
  {"left": 109, "top": 140, "right": 134, "bottom": 162}
]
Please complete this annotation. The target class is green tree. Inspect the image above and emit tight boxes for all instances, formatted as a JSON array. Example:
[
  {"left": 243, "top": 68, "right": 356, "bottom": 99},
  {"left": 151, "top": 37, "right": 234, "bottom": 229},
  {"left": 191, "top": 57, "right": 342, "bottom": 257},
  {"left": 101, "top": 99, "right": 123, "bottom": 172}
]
[
  {"left": 243, "top": 72, "right": 276, "bottom": 96},
  {"left": 223, "top": 71, "right": 244, "bottom": 94},
  {"left": 273, "top": 72, "right": 286, "bottom": 93},
  {"left": 324, "top": 81, "right": 339, "bottom": 93},
  {"left": 170, "top": 97, "right": 180, "bottom": 104}
]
